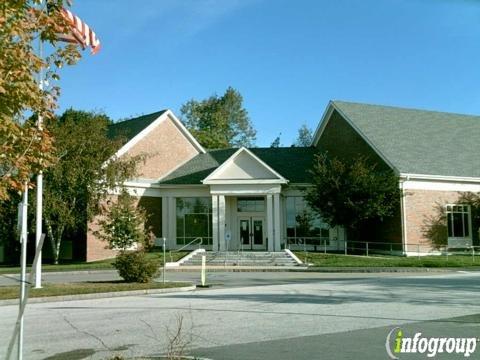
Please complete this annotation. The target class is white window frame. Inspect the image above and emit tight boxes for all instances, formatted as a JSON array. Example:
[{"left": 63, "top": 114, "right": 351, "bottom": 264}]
[{"left": 445, "top": 204, "right": 473, "bottom": 248}]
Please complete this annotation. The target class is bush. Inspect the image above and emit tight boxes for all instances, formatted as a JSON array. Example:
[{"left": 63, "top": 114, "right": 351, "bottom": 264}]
[{"left": 113, "top": 251, "right": 159, "bottom": 283}]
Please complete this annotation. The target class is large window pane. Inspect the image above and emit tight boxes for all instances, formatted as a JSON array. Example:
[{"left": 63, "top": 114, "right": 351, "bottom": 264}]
[
  {"left": 446, "top": 204, "right": 471, "bottom": 239},
  {"left": 176, "top": 197, "right": 212, "bottom": 246},
  {"left": 285, "top": 196, "right": 330, "bottom": 246}
]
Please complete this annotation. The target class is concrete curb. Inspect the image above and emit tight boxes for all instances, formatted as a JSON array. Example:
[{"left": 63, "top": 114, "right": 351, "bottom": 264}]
[
  {"left": 165, "top": 266, "right": 480, "bottom": 273},
  {"left": 0, "top": 284, "right": 196, "bottom": 306},
  {"left": 0, "top": 269, "right": 118, "bottom": 277}
]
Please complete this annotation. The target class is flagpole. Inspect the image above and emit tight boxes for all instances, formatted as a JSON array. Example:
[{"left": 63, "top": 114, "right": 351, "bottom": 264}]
[
  {"left": 17, "top": 182, "right": 28, "bottom": 360},
  {"left": 34, "top": 1, "right": 44, "bottom": 290}
]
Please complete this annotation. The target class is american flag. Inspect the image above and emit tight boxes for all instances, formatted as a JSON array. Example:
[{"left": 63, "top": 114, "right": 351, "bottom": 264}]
[{"left": 58, "top": 8, "right": 101, "bottom": 55}]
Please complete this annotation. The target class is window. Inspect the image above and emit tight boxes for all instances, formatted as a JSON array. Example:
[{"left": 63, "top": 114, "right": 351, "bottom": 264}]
[
  {"left": 286, "top": 197, "right": 330, "bottom": 245},
  {"left": 237, "top": 197, "right": 265, "bottom": 212},
  {"left": 446, "top": 205, "right": 471, "bottom": 239},
  {"left": 176, "top": 197, "right": 213, "bottom": 245}
]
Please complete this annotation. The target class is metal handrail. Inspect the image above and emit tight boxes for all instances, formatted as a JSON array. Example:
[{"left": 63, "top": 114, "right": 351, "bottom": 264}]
[{"left": 169, "top": 237, "right": 203, "bottom": 263}]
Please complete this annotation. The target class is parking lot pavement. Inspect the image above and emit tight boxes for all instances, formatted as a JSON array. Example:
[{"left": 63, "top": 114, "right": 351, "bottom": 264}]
[
  {"left": 0, "top": 267, "right": 445, "bottom": 288},
  {"left": 1, "top": 271, "right": 479, "bottom": 359}
]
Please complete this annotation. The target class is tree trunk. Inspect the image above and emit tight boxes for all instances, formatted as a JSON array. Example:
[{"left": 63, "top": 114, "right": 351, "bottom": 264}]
[{"left": 45, "top": 218, "right": 63, "bottom": 265}]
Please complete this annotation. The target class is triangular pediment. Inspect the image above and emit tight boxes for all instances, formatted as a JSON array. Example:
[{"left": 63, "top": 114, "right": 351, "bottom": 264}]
[{"left": 203, "top": 148, "right": 287, "bottom": 184}]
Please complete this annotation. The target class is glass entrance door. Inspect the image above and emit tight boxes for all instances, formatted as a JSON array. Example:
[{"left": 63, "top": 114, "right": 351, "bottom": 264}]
[{"left": 238, "top": 216, "right": 265, "bottom": 250}]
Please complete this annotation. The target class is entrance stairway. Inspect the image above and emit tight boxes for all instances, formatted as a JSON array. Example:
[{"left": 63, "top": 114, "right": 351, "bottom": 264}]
[{"left": 178, "top": 251, "right": 301, "bottom": 267}]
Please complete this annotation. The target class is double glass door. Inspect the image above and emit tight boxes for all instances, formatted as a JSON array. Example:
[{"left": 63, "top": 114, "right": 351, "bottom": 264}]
[{"left": 239, "top": 216, "right": 265, "bottom": 250}]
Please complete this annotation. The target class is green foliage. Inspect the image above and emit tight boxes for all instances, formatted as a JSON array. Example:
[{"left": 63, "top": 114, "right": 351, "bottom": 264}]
[
  {"left": 113, "top": 251, "right": 158, "bottom": 283},
  {"left": 180, "top": 87, "right": 256, "bottom": 148},
  {"left": 95, "top": 189, "right": 149, "bottom": 251},
  {"left": 0, "top": 1, "right": 82, "bottom": 199},
  {"left": 305, "top": 153, "right": 401, "bottom": 234},
  {"left": 270, "top": 133, "right": 282, "bottom": 148},
  {"left": 40, "top": 109, "right": 143, "bottom": 264},
  {"left": 294, "top": 124, "right": 313, "bottom": 147}
]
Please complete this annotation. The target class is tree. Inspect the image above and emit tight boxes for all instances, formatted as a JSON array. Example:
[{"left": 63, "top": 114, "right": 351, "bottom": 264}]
[
  {"left": 305, "top": 153, "right": 401, "bottom": 238},
  {"left": 40, "top": 109, "right": 144, "bottom": 264},
  {"left": 95, "top": 189, "right": 158, "bottom": 283},
  {"left": 270, "top": 133, "right": 282, "bottom": 148},
  {"left": 94, "top": 189, "right": 149, "bottom": 251},
  {"left": 180, "top": 87, "right": 256, "bottom": 149},
  {"left": 0, "top": 0, "right": 82, "bottom": 200},
  {"left": 294, "top": 124, "right": 313, "bottom": 147}
]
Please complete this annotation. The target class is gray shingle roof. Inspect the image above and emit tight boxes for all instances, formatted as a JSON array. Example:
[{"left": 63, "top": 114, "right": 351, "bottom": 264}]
[
  {"left": 159, "top": 147, "right": 316, "bottom": 184},
  {"left": 332, "top": 101, "right": 480, "bottom": 178},
  {"left": 108, "top": 110, "right": 167, "bottom": 143}
]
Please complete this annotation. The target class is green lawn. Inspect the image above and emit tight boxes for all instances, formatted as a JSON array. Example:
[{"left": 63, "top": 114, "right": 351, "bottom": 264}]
[
  {"left": 0, "top": 281, "right": 192, "bottom": 300},
  {"left": 295, "top": 252, "right": 480, "bottom": 268},
  {"left": 0, "top": 251, "right": 188, "bottom": 275}
]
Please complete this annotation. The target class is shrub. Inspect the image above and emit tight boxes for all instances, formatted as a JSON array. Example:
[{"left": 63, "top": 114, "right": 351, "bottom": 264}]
[{"left": 113, "top": 251, "right": 159, "bottom": 283}]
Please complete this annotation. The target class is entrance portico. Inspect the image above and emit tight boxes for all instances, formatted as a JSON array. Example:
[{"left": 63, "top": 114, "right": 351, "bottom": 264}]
[
  {"left": 210, "top": 188, "right": 283, "bottom": 252},
  {"left": 204, "top": 148, "right": 288, "bottom": 252}
]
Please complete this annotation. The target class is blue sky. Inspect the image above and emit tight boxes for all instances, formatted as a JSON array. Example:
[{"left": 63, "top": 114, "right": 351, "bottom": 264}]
[{"left": 58, "top": 0, "right": 480, "bottom": 146}]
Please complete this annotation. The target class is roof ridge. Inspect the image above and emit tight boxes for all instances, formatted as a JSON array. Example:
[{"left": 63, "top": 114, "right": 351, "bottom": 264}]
[
  {"left": 110, "top": 109, "right": 167, "bottom": 127},
  {"left": 332, "top": 100, "right": 480, "bottom": 119}
]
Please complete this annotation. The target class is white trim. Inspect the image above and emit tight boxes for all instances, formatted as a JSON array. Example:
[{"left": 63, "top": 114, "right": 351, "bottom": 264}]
[
  {"left": 399, "top": 181, "right": 408, "bottom": 254},
  {"left": 209, "top": 184, "right": 282, "bottom": 195},
  {"left": 202, "top": 147, "right": 288, "bottom": 184},
  {"left": 266, "top": 194, "right": 274, "bottom": 252},
  {"left": 273, "top": 193, "right": 281, "bottom": 251},
  {"left": 312, "top": 102, "right": 399, "bottom": 173},
  {"left": 109, "top": 109, "right": 205, "bottom": 163},
  {"left": 124, "top": 182, "right": 207, "bottom": 189},
  {"left": 312, "top": 102, "right": 335, "bottom": 146},
  {"left": 205, "top": 179, "right": 287, "bottom": 185},
  {"left": 402, "top": 179, "right": 480, "bottom": 192},
  {"left": 400, "top": 173, "right": 480, "bottom": 184}
]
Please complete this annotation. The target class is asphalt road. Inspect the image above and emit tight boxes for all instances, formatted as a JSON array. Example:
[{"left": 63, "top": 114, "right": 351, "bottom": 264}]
[
  {"left": 1, "top": 271, "right": 479, "bottom": 359},
  {"left": 0, "top": 268, "right": 449, "bottom": 288}
]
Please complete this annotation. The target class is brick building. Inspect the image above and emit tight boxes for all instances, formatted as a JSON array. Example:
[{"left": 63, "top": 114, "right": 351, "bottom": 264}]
[{"left": 85, "top": 101, "right": 480, "bottom": 261}]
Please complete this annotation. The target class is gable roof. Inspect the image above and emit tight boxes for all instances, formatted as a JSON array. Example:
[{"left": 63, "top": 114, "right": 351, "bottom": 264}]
[
  {"left": 314, "top": 100, "right": 480, "bottom": 179},
  {"left": 106, "top": 110, "right": 205, "bottom": 164},
  {"left": 203, "top": 147, "right": 288, "bottom": 184},
  {"left": 159, "top": 147, "right": 316, "bottom": 185},
  {"left": 108, "top": 110, "right": 167, "bottom": 143}
]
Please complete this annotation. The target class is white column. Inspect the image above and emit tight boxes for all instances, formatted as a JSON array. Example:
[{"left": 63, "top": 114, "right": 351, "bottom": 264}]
[
  {"left": 219, "top": 195, "right": 226, "bottom": 251},
  {"left": 212, "top": 195, "right": 219, "bottom": 251},
  {"left": 266, "top": 194, "right": 274, "bottom": 252},
  {"left": 161, "top": 197, "right": 168, "bottom": 246},
  {"left": 273, "top": 193, "right": 281, "bottom": 251},
  {"left": 168, "top": 197, "right": 176, "bottom": 249}
]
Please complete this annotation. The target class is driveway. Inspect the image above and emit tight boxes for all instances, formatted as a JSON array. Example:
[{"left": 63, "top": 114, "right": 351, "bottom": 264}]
[{"left": 0, "top": 271, "right": 479, "bottom": 359}]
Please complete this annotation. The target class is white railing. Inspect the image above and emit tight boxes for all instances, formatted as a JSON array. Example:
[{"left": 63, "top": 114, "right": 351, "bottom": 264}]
[{"left": 169, "top": 237, "right": 203, "bottom": 263}]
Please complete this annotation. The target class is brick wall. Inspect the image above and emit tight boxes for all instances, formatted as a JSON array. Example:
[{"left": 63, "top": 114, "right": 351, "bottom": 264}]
[
  {"left": 316, "top": 110, "right": 403, "bottom": 246},
  {"left": 86, "top": 195, "right": 162, "bottom": 262},
  {"left": 124, "top": 116, "right": 199, "bottom": 179},
  {"left": 316, "top": 110, "right": 391, "bottom": 170},
  {"left": 403, "top": 189, "right": 478, "bottom": 252}
]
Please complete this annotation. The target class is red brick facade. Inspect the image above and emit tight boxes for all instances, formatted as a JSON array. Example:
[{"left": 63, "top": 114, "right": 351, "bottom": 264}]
[{"left": 403, "top": 189, "right": 464, "bottom": 252}]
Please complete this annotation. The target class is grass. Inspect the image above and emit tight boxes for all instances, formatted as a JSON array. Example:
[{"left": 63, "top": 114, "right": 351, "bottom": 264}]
[
  {"left": 295, "top": 252, "right": 480, "bottom": 268},
  {"left": 0, "top": 250, "right": 189, "bottom": 275},
  {"left": 0, "top": 281, "right": 192, "bottom": 300}
]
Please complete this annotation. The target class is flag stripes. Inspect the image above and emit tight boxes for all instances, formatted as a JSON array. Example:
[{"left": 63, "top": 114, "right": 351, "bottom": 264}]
[{"left": 59, "top": 8, "right": 101, "bottom": 54}]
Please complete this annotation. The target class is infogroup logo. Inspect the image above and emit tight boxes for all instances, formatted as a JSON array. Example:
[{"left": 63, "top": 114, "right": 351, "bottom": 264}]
[{"left": 385, "top": 327, "right": 478, "bottom": 359}]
